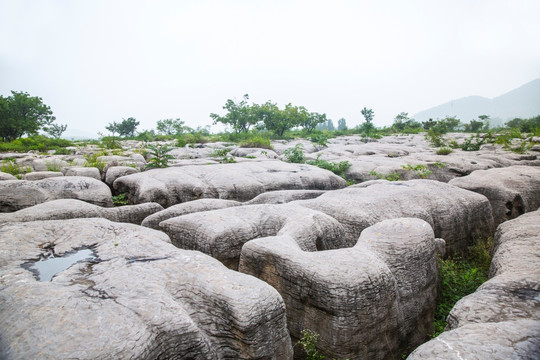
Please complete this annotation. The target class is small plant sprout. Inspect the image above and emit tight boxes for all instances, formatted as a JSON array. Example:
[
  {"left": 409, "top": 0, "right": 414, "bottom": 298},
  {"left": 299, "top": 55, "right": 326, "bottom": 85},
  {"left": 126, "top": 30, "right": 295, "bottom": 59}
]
[{"left": 145, "top": 143, "right": 175, "bottom": 169}]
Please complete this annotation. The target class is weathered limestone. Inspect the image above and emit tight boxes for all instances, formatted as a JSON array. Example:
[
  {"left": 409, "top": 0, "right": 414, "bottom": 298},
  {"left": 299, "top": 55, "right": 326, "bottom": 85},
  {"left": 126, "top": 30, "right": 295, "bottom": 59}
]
[
  {"left": 0, "top": 219, "right": 293, "bottom": 359},
  {"left": 142, "top": 199, "right": 241, "bottom": 230},
  {"left": 408, "top": 210, "right": 540, "bottom": 360},
  {"left": 114, "top": 161, "right": 347, "bottom": 208},
  {"left": 64, "top": 166, "right": 101, "bottom": 180},
  {"left": 23, "top": 171, "right": 64, "bottom": 180},
  {"left": 0, "top": 176, "right": 113, "bottom": 212},
  {"left": 240, "top": 218, "right": 439, "bottom": 359},
  {"left": 449, "top": 165, "right": 540, "bottom": 226},
  {"left": 246, "top": 189, "right": 326, "bottom": 204},
  {"left": 0, "top": 199, "right": 163, "bottom": 225},
  {"left": 296, "top": 179, "right": 494, "bottom": 254},
  {"left": 229, "top": 147, "right": 279, "bottom": 159},
  {"left": 160, "top": 204, "right": 347, "bottom": 269},
  {"left": 0, "top": 172, "right": 17, "bottom": 181},
  {"left": 104, "top": 165, "right": 138, "bottom": 186}
]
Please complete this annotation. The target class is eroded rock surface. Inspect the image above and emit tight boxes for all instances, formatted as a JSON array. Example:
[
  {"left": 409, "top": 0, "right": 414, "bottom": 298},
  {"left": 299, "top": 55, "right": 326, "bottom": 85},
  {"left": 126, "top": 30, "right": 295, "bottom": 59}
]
[
  {"left": 0, "top": 219, "right": 292, "bottom": 359},
  {"left": 240, "top": 218, "right": 438, "bottom": 359},
  {"left": 246, "top": 189, "right": 326, "bottom": 204},
  {"left": 449, "top": 165, "right": 540, "bottom": 226},
  {"left": 0, "top": 176, "right": 113, "bottom": 212},
  {"left": 297, "top": 179, "right": 494, "bottom": 253},
  {"left": 142, "top": 199, "right": 241, "bottom": 230},
  {"left": 114, "top": 161, "right": 347, "bottom": 207},
  {"left": 0, "top": 199, "right": 163, "bottom": 225},
  {"left": 160, "top": 203, "right": 347, "bottom": 269},
  {"left": 408, "top": 209, "right": 540, "bottom": 360}
]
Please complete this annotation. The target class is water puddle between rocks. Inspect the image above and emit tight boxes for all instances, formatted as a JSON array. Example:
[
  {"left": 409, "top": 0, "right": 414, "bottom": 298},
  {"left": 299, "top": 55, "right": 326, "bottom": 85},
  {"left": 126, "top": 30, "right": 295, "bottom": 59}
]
[{"left": 23, "top": 247, "right": 97, "bottom": 282}]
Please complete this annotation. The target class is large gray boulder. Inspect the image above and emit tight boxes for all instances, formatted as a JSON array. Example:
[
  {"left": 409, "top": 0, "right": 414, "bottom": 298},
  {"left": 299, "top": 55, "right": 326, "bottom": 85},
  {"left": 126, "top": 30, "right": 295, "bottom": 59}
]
[
  {"left": 142, "top": 198, "right": 241, "bottom": 230},
  {"left": 65, "top": 166, "right": 101, "bottom": 180},
  {"left": 240, "top": 218, "right": 439, "bottom": 359},
  {"left": 449, "top": 165, "right": 540, "bottom": 226},
  {"left": 113, "top": 161, "right": 347, "bottom": 208},
  {"left": 408, "top": 210, "right": 540, "bottom": 359},
  {"left": 104, "top": 165, "right": 139, "bottom": 186},
  {"left": 0, "top": 199, "right": 163, "bottom": 225},
  {"left": 160, "top": 203, "right": 347, "bottom": 269},
  {"left": 0, "top": 172, "right": 17, "bottom": 181},
  {"left": 0, "top": 219, "right": 293, "bottom": 359},
  {"left": 23, "top": 171, "right": 64, "bottom": 180},
  {"left": 296, "top": 179, "right": 494, "bottom": 254},
  {"left": 0, "top": 176, "right": 113, "bottom": 212},
  {"left": 245, "top": 189, "right": 326, "bottom": 204}
]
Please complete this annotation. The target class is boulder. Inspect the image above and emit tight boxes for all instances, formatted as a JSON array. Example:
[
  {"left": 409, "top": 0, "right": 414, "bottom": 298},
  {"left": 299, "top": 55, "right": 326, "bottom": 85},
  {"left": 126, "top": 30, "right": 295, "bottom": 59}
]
[
  {"left": 0, "top": 176, "right": 113, "bottom": 212},
  {"left": 0, "top": 172, "right": 17, "bottom": 181},
  {"left": 142, "top": 199, "right": 241, "bottom": 230},
  {"left": 240, "top": 218, "right": 438, "bottom": 359},
  {"left": 407, "top": 320, "right": 540, "bottom": 360},
  {"left": 113, "top": 161, "right": 347, "bottom": 208},
  {"left": 0, "top": 199, "right": 163, "bottom": 225},
  {"left": 161, "top": 203, "right": 347, "bottom": 269},
  {"left": 65, "top": 167, "right": 101, "bottom": 180},
  {"left": 0, "top": 219, "right": 293, "bottom": 359},
  {"left": 409, "top": 210, "right": 540, "bottom": 359},
  {"left": 104, "top": 166, "right": 139, "bottom": 186},
  {"left": 246, "top": 189, "right": 326, "bottom": 204},
  {"left": 296, "top": 179, "right": 494, "bottom": 254},
  {"left": 23, "top": 171, "right": 64, "bottom": 180},
  {"left": 448, "top": 165, "right": 540, "bottom": 226},
  {"left": 229, "top": 147, "right": 279, "bottom": 159}
]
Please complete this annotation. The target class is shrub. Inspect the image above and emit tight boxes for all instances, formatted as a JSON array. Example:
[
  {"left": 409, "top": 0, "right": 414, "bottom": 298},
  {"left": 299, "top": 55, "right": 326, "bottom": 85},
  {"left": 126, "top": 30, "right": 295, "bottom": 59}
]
[
  {"left": 307, "top": 155, "right": 351, "bottom": 179},
  {"left": 0, "top": 135, "right": 73, "bottom": 152},
  {"left": 239, "top": 136, "right": 273, "bottom": 149},
  {"left": 0, "top": 159, "right": 31, "bottom": 178},
  {"left": 402, "top": 164, "right": 432, "bottom": 178},
  {"left": 145, "top": 143, "right": 175, "bottom": 169},
  {"left": 84, "top": 152, "right": 107, "bottom": 173},
  {"left": 460, "top": 135, "right": 485, "bottom": 151},
  {"left": 283, "top": 143, "right": 305, "bottom": 163},
  {"left": 432, "top": 237, "right": 492, "bottom": 337},
  {"left": 436, "top": 147, "right": 453, "bottom": 155},
  {"left": 297, "top": 329, "right": 324, "bottom": 360},
  {"left": 370, "top": 170, "right": 401, "bottom": 181},
  {"left": 112, "top": 193, "right": 130, "bottom": 206}
]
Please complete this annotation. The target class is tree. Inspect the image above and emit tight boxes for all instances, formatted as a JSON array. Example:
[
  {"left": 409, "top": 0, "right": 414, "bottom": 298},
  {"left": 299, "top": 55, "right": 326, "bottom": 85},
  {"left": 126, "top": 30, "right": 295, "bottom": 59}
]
[
  {"left": 105, "top": 121, "right": 120, "bottom": 137},
  {"left": 258, "top": 101, "right": 290, "bottom": 137},
  {"left": 0, "top": 91, "right": 56, "bottom": 142},
  {"left": 361, "top": 107, "right": 374, "bottom": 123},
  {"left": 326, "top": 119, "right": 335, "bottom": 131},
  {"left": 210, "top": 94, "right": 257, "bottom": 134},
  {"left": 156, "top": 118, "right": 185, "bottom": 135},
  {"left": 337, "top": 118, "right": 347, "bottom": 131},
  {"left": 301, "top": 112, "right": 327, "bottom": 133},
  {"left": 117, "top": 117, "right": 139, "bottom": 137},
  {"left": 44, "top": 123, "right": 68, "bottom": 138}
]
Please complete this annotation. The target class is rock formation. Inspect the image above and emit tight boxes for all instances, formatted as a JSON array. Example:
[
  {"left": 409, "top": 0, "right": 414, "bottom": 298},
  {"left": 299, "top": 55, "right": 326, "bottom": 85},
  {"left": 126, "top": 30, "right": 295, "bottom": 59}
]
[{"left": 0, "top": 219, "right": 293, "bottom": 359}]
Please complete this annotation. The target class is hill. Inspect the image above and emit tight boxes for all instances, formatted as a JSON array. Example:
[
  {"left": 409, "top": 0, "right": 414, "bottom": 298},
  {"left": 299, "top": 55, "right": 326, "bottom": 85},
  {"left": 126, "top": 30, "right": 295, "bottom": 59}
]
[{"left": 413, "top": 78, "right": 540, "bottom": 126}]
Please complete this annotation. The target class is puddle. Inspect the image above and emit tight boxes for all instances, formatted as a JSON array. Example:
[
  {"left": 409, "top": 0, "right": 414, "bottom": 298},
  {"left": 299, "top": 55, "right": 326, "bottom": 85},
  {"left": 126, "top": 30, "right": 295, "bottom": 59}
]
[{"left": 23, "top": 247, "right": 97, "bottom": 282}]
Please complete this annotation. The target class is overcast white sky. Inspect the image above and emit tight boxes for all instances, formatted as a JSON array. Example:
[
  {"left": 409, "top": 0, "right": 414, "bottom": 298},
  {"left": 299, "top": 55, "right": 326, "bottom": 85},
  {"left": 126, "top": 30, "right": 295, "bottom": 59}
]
[{"left": 1, "top": 0, "right": 539, "bottom": 137}]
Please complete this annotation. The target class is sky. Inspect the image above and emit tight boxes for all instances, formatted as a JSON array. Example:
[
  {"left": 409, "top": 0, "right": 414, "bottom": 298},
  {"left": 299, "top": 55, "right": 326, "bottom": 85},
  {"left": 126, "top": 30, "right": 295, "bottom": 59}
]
[{"left": 1, "top": 0, "right": 539, "bottom": 138}]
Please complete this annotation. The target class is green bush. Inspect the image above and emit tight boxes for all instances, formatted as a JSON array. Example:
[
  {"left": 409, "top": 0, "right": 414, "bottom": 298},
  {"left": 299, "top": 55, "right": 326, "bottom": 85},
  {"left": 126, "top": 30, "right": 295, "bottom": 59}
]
[
  {"left": 239, "top": 136, "right": 273, "bottom": 149},
  {"left": 84, "top": 152, "right": 107, "bottom": 173},
  {"left": 402, "top": 164, "right": 432, "bottom": 178},
  {"left": 307, "top": 155, "right": 351, "bottom": 179},
  {"left": 297, "top": 329, "right": 324, "bottom": 360},
  {"left": 112, "top": 193, "right": 130, "bottom": 206},
  {"left": 283, "top": 143, "right": 305, "bottom": 163},
  {"left": 461, "top": 135, "right": 485, "bottom": 151},
  {"left": 145, "top": 144, "right": 175, "bottom": 169},
  {"left": 370, "top": 170, "right": 401, "bottom": 181},
  {"left": 436, "top": 147, "right": 453, "bottom": 155},
  {"left": 0, "top": 135, "right": 73, "bottom": 152},
  {"left": 1, "top": 159, "right": 31, "bottom": 178},
  {"left": 432, "top": 237, "right": 492, "bottom": 337}
]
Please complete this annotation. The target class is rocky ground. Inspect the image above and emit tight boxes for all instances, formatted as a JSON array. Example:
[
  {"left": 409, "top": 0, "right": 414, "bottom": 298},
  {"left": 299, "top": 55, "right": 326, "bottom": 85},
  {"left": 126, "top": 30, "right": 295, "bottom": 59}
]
[{"left": 0, "top": 133, "right": 539, "bottom": 359}]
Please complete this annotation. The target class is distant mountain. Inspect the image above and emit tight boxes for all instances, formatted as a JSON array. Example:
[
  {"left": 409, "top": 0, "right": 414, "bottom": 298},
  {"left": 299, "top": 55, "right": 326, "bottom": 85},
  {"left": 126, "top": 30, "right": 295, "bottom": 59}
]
[{"left": 413, "top": 78, "right": 540, "bottom": 126}]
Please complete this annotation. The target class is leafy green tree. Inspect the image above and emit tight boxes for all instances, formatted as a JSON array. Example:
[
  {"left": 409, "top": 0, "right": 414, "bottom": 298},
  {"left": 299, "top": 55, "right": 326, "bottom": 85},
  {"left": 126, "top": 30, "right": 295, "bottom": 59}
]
[
  {"left": 145, "top": 143, "right": 174, "bottom": 169},
  {"left": 361, "top": 107, "right": 374, "bottom": 123},
  {"left": 326, "top": 119, "right": 335, "bottom": 131},
  {"left": 44, "top": 123, "right": 68, "bottom": 138},
  {"left": 117, "top": 117, "right": 139, "bottom": 137},
  {"left": 210, "top": 94, "right": 256, "bottom": 134},
  {"left": 156, "top": 118, "right": 185, "bottom": 135},
  {"left": 0, "top": 91, "right": 56, "bottom": 141},
  {"left": 257, "top": 101, "right": 292, "bottom": 137},
  {"left": 105, "top": 121, "right": 120, "bottom": 137},
  {"left": 337, "top": 118, "right": 347, "bottom": 131},
  {"left": 392, "top": 112, "right": 409, "bottom": 131}
]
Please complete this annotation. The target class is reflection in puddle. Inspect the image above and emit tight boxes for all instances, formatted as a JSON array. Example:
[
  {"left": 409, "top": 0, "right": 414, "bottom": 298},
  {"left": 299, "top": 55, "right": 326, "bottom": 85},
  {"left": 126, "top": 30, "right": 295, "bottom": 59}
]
[{"left": 26, "top": 248, "right": 97, "bottom": 282}]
